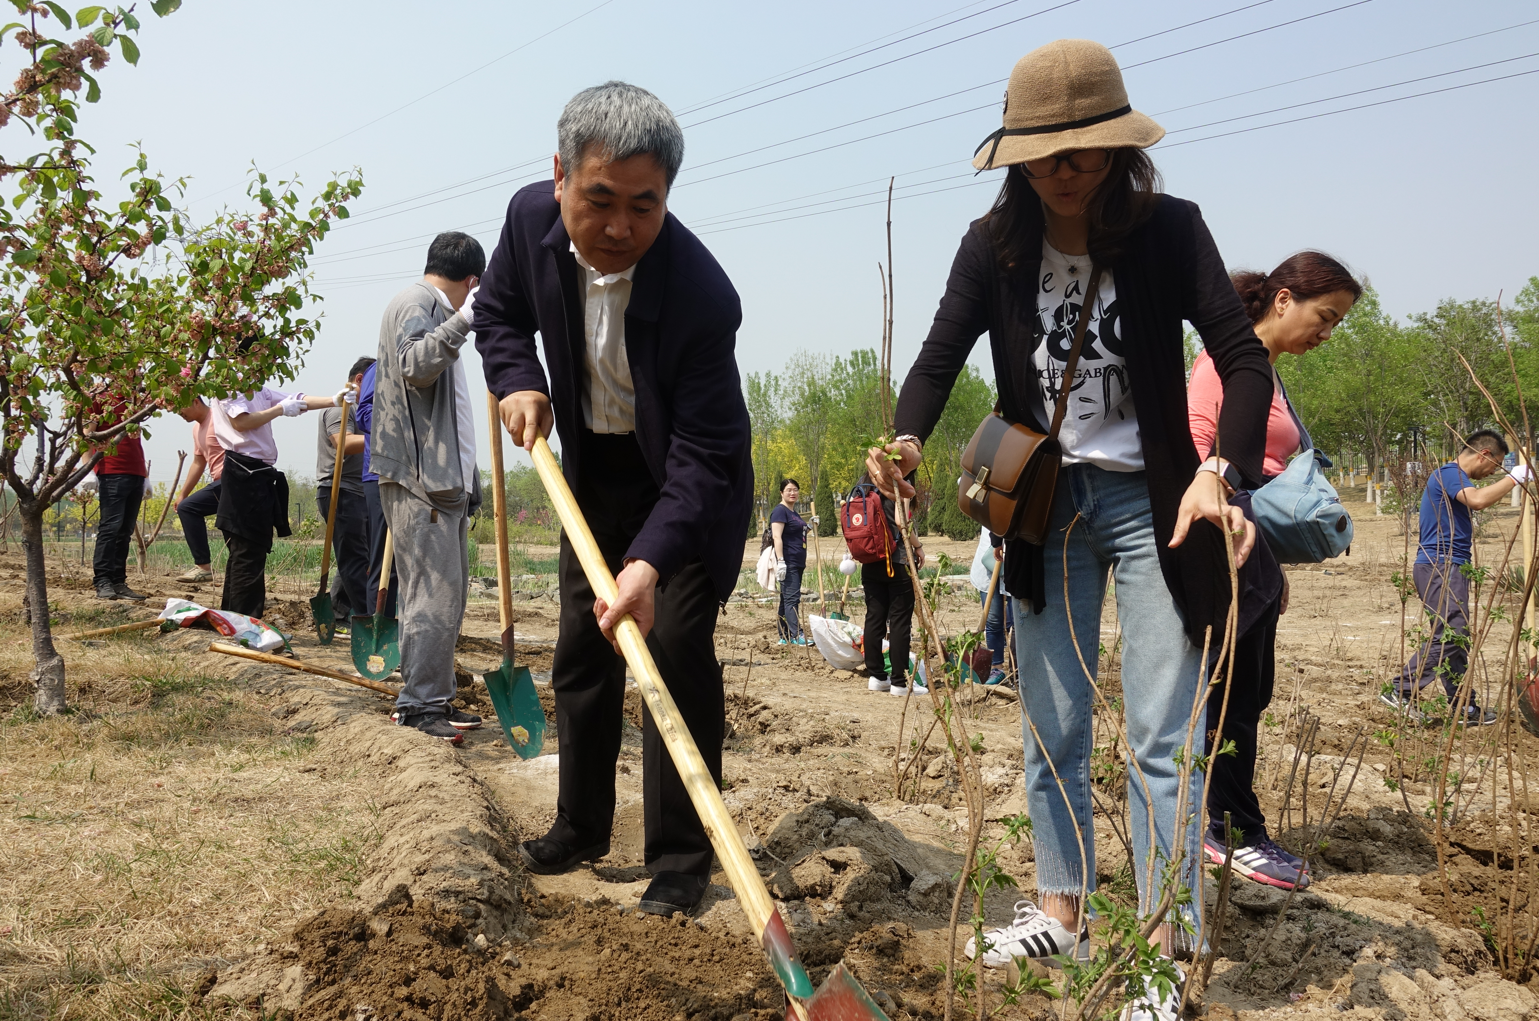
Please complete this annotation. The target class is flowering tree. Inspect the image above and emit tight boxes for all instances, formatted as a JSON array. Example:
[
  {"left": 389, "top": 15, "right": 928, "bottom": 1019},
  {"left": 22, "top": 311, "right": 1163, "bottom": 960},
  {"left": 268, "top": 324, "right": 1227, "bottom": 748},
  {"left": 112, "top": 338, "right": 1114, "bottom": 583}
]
[{"left": 0, "top": 2, "right": 364, "bottom": 713}]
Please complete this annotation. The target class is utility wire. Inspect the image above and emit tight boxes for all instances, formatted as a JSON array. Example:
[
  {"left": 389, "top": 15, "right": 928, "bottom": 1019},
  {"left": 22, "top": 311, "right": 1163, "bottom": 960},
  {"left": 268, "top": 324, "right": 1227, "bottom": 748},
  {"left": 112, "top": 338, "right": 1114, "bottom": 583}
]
[
  {"left": 1120, "top": 0, "right": 1375, "bottom": 70},
  {"left": 1150, "top": 16, "right": 1539, "bottom": 115},
  {"left": 1160, "top": 65, "right": 1539, "bottom": 148},
  {"left": 1163, "top": 50, "right": 1539, "bottom": 135}
]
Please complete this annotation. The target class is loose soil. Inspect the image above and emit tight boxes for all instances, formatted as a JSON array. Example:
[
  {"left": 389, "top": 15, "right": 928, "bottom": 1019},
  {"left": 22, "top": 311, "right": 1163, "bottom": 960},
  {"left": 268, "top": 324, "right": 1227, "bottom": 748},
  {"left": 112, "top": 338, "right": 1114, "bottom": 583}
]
[{"left": 3, "top": 497, "right": 1538, "bottom": 1020}]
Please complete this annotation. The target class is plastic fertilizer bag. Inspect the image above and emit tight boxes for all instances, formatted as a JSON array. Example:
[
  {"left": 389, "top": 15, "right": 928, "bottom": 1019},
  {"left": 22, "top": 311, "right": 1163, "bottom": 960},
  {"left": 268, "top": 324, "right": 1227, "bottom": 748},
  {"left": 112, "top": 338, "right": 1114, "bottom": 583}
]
[
  {"left": 808, "top": 614, "right": 864, "bottom": 670},
  {"left": 158, "top": 598, "right": 285, "bottom": 652}
]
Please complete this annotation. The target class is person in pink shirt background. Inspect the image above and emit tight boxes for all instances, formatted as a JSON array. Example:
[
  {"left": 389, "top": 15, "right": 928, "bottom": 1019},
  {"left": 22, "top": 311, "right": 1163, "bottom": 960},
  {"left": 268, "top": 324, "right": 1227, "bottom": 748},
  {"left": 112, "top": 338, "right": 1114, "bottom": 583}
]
[{"left": 1188, "top": 251, "right": 1361, "bottom": 892}]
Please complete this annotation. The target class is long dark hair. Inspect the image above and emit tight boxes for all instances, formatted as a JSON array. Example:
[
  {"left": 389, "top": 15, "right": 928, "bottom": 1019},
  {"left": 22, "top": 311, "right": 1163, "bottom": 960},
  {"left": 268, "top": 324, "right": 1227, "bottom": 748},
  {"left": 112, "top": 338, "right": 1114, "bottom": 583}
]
[
  {"left": 982, "top": 147, "right": 1162, "bottom": 269},
  {"left": 1231, "top": 251, "right": 1362, "bottom": 325}
]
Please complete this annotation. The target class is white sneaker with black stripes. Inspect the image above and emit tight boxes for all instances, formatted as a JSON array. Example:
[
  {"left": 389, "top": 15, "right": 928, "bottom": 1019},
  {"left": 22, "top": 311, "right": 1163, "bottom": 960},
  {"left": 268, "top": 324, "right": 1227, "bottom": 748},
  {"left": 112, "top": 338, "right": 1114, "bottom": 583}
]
[{"left": 964, "top": 900, "right": 1090, "bottom": 968}]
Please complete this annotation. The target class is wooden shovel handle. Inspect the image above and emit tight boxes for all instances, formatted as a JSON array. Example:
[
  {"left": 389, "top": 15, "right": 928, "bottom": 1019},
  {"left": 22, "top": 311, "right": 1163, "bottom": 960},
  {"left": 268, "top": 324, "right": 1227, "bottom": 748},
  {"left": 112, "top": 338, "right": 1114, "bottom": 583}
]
[
  {"left": 529, "top": 437, "right": 782, "bottom": 954},
  {"left": 374, "top": 530, "right": 394, "bottom": 615},
  {"left": 208, "top": 642, "right": 398, "bottom": 696},
  {"left": 487, "top": 391, "right": 514, "bottom": 640},
  {"left": 64, "top": 617, "right": 163, "bottom": 640},
  {"left": 318, "top": 399, "right": 350, "bottom": 584}
]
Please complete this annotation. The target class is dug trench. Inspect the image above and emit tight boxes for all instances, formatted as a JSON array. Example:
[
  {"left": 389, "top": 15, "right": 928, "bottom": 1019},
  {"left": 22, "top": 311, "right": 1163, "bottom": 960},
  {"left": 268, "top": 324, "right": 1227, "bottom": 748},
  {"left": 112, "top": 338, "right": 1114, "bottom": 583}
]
[{"left": 6, "top": 516, "right": 1539, "bottom": 1020}]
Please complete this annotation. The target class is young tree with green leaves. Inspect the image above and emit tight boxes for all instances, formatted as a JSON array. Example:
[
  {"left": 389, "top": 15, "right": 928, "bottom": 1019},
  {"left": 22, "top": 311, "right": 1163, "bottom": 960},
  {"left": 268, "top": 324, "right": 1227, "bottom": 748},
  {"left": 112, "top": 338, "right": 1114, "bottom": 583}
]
[
  {"left": 0, "top": 2, "right": 364, "bottom": 713},
  {"left": 784, "top": 350, "right": 831, "bottom": 513}
]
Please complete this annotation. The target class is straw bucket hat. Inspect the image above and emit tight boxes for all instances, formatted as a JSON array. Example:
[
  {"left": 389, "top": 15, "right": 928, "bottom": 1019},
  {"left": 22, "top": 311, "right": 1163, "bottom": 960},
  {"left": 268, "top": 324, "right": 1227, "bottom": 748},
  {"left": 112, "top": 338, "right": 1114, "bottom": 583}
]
[{"left": 973, "top": 39, "right": 1164, "bottom": 172}]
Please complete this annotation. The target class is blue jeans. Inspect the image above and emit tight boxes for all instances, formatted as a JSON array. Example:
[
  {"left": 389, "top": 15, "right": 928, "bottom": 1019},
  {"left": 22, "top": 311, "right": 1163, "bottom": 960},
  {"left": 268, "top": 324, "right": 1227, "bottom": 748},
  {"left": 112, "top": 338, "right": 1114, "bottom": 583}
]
[
  {"left": 778, "top": 562, "right": 804, "bottom": 640},
  {"left": 1013, "top": 465, "right": 1203, "bottom": 924},
  {"left": 980, "top": 586, "right": 1012, "bottom": 667}
]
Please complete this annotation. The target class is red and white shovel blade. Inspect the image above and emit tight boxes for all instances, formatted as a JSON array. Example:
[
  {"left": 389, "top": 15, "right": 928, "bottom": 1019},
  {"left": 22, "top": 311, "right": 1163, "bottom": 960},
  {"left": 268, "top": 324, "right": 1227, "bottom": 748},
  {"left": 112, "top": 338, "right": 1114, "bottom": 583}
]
[{"left": 785, "top": 963, "right": 891, "bottom": 1021}]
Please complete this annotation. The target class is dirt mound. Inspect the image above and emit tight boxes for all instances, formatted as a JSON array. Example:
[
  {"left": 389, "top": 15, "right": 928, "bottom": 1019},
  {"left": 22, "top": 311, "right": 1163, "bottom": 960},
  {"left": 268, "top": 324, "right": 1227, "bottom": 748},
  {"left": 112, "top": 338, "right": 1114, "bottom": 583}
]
[
  {"left": 728, "top": 695, "right": 862, "bottom": 753},
  {"left": 762, "top": 798, "right": 959, "bottom": 921},
  {"left": 210, "top": 887, "right": 817, "bottom": 1020}
]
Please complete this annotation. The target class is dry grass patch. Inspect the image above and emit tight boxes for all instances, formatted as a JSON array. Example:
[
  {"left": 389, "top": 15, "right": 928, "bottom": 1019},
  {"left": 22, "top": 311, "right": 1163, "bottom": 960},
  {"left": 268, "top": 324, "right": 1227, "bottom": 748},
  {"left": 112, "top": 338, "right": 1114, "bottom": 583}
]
[{"left": 0, "top": 597, "right": 383, "bottom": 1020}]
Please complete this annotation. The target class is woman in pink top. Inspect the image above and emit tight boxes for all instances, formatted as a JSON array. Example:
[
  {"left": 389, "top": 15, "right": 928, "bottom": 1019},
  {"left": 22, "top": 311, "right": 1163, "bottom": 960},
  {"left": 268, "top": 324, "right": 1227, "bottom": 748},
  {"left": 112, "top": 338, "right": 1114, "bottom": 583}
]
[{"left": 1189, "top": 251, "right": 1361, "bottom": 892}]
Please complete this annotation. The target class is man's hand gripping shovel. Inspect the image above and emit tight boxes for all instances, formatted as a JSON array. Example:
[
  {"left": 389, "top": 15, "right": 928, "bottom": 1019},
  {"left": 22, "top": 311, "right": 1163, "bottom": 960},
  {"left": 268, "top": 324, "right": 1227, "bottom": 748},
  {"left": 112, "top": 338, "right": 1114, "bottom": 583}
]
[
  {"left": 481, "top": 391, "right": 547, "bottom": 759},
  {"left": 527, "top": 433, "right": 888, "bottom": 1021}
]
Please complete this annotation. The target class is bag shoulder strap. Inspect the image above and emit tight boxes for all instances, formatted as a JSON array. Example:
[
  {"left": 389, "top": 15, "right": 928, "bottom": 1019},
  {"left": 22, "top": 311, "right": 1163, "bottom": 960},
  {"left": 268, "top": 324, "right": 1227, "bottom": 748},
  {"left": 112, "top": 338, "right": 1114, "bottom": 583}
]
[
  {"left": 1275, "top": 372, "right": 1315, "bottom": 452},
  {"left": 1047, "top": 263, "right": 1103, "bottom": 439}
]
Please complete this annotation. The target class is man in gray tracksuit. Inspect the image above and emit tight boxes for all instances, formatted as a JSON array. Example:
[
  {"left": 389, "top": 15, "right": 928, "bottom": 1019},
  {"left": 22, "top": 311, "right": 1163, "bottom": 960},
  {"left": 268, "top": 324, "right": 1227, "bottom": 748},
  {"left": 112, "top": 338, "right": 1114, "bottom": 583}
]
[{"left": 369, "top": 232, "right": 487, "bottom": 744}]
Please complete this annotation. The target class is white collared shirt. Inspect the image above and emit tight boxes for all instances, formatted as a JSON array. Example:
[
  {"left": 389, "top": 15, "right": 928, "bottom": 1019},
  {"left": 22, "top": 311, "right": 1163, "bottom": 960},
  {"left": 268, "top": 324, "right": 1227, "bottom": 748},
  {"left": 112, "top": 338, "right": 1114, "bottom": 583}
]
[
  {"left": 427, "top": 284, "right": 479, "bottom": 495},
  {"left": 215, "top": 386, "right": 289, "bottom": 466},
  {"left": 571, "top": 241, "right": 637, "bottom": 434}
]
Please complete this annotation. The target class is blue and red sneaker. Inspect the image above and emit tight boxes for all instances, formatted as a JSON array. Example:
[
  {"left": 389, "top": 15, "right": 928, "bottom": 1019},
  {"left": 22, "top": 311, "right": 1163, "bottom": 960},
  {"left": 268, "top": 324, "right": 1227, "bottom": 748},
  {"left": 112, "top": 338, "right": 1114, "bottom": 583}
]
[{"left": 1204, "top": 832, "right": 1310, "bottom": 890}]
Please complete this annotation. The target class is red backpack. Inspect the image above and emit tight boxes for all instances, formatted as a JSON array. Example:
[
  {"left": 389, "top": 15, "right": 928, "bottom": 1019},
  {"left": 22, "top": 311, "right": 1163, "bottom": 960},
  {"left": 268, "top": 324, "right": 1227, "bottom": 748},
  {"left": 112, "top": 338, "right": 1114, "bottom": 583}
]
[{"left": 842, "top": 483, "right": 894, "bottom": 570}]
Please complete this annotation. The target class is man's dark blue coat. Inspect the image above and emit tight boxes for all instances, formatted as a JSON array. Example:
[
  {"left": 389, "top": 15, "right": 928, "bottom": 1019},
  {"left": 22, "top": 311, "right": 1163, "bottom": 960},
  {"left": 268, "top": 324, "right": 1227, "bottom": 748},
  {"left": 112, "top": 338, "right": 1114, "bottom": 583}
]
[{"left": 474, "top": 181, "right": 753, "bottom": 601}]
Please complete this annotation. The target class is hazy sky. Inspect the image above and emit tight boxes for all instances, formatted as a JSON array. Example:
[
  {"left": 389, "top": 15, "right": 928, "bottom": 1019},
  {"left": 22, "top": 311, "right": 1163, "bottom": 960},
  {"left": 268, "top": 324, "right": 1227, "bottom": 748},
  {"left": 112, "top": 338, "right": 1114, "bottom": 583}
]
[{"left": 62, "top": 0, "right": 1539, "bottom": 484}]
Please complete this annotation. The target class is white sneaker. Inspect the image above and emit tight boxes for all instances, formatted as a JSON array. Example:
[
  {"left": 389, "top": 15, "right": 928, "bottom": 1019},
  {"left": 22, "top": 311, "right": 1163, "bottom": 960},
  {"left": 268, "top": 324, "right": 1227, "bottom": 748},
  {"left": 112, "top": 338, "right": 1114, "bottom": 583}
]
[
  {"left": 1121, "top": 959, "right": 1184, "bottom": 1021},
  {"left": 889, "top": 682, "right": 908, "bottom": 696},
  {"left": 868, "top": 678, "right": 891, "bottom": 693},
  {"left": 890, "top": 681, "right": 929, "bottom": 697},
  {"left": 963, "top": 900, "right": 1090, "bottom": 969}
]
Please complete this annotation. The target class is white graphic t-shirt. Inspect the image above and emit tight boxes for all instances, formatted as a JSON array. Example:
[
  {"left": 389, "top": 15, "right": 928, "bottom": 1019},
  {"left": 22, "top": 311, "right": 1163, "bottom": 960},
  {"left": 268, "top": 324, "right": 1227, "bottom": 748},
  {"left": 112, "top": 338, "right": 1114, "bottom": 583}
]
[{"left": 1031, "top": 239, "right": 1143, "bottom": 471}]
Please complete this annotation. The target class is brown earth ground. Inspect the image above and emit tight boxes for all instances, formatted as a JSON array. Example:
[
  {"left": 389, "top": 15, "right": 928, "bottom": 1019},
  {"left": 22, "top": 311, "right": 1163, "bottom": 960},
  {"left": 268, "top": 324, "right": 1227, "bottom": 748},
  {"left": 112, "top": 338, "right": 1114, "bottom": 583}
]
[{"left": 2, "top": 487, "right": 1537, "bottom": 1021}]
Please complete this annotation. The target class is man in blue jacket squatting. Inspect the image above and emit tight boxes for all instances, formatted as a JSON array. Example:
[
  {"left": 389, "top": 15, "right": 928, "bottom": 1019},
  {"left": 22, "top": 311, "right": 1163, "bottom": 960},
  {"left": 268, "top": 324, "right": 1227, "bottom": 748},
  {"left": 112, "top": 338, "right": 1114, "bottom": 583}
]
[{"left": 473, "top": 81, "right": 753, "bottom": 917}]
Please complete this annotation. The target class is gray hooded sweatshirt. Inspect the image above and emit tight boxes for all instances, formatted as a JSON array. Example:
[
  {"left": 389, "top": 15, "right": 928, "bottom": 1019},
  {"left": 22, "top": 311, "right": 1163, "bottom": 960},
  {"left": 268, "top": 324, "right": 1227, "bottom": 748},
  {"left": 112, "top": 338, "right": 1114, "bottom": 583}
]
[{"left": 370, "top": 281, "right": 482, "bottom": 513}]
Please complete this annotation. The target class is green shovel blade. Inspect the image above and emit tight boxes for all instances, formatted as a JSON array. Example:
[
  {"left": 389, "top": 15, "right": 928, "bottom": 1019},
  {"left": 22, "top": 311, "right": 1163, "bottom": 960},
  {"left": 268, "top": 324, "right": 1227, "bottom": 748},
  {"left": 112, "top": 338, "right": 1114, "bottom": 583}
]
[
  {"left": 484, "top": 662, "right": 545, "bottom": 760},
  {"left": 310, "top": 592, "right": 336, "bottom": 645},
  {"left": 350, "top": 612, "right": 400, "bottom": 680}
]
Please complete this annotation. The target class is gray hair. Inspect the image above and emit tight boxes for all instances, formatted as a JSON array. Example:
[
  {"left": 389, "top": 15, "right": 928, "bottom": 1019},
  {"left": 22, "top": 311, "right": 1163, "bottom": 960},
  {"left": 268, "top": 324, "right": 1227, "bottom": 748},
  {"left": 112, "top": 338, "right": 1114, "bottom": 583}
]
[{"left": 557, "top": 81, "right": 684, "bottom": 189}]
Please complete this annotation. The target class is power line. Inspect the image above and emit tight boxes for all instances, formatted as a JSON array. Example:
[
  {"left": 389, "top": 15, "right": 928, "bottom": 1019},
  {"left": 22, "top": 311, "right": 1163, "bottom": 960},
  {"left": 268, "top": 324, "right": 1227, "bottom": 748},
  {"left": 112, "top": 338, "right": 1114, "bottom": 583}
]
[
  {"left": 1150, "top": 16, "right": 1539, "bottom": 116},
  {"left": 1121, "top": 0, "right": 1376, "bottom": 70},
  {"left": 678, "top": 0, "right": 1035, "bottom": 117},
  {"left": 683, "top": 0, "right": 1081, "bottom": 128},
  {"left": 188, "top": 0, "right": 616, "bottom": 204},
  {"left": 1160, "top": 65, "right": 1539, "bottom": 148},
  {"left": 1163, "top": 50, "right": 1539, "bottom": 135}
]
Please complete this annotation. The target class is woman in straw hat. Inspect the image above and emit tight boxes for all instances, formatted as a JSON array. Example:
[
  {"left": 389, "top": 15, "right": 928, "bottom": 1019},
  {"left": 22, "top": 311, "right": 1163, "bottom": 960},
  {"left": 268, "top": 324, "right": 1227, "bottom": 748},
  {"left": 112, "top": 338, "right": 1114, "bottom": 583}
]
[{"left": 868, "top": 38, "right": 1273, "bottom": 1011}]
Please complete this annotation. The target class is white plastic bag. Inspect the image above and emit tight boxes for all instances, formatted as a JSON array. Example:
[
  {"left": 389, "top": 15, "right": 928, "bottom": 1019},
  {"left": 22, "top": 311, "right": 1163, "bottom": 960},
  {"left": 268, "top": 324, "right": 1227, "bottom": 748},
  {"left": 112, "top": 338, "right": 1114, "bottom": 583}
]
[
  {"left": 158, "top": 597, "right": 285, "bottom": 652},
  {"left": 808, "top": 614, "right": 864, "bottom": 670}
]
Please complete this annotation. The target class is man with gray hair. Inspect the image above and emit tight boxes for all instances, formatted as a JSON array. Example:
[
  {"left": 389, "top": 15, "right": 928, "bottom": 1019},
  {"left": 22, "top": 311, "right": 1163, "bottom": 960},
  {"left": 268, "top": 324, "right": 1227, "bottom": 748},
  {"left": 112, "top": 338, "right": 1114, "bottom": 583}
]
[{"left": 475, "top": 81, "right": 752, "bottom": 917}]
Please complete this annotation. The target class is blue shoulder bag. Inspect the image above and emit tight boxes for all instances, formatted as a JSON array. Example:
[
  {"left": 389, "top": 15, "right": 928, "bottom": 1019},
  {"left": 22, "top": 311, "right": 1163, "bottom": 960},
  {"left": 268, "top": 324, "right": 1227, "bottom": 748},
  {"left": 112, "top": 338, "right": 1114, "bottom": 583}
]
[{"left": 1249, "top": 379, "right": 1353, "bottom": 564}]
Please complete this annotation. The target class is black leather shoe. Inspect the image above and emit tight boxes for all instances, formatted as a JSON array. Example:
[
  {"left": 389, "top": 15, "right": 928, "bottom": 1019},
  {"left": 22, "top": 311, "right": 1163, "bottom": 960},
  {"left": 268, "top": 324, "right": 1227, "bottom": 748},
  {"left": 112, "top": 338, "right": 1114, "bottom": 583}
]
[
  {"left": 637, "top": 871, "right": 709, "bottom": 916},
  {"left": 517, "top": 836, "right": 609, "bottom": 875}
]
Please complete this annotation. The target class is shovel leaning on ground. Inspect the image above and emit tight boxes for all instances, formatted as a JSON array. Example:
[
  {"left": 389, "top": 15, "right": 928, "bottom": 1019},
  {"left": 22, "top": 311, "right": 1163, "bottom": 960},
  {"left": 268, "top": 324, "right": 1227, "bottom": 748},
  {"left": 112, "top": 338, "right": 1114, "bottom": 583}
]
[
  {"left": 310, "top": 400, "right": 350, "bottom": 645},
  {"left": 481, "top": 391, "right": 546, "bottom": 759},
  {"left": 351, "top": 530, "right": 400, "bottom": 680},
  {"left": 209, "top": 642, "right": 398, "bottom": 697},
  {"left": 529, "top": 435, "right": 888, "bottom": 1021}
]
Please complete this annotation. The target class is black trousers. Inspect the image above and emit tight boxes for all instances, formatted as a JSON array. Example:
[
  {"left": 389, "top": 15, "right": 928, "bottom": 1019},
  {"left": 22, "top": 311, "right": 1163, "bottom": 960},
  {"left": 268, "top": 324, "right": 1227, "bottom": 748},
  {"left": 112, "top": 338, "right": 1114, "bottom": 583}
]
[
  {"left": 220, "top": 532, "right": 269, "bottom": 619},
  {"left": 862, "top": 560, "right": 914, "bottom": 681},
  {"left": 548, "top": 431, "right": 724, "bottom": 878},
  {"left": 1205, "top": 598, "right": 1280, "bottom": 846},
  {"left": 92, "top": 473, "right": 144, "bottom": 588},
  {"left": 317, "top": 486, "right": 370, "bottom": 622},
  {"left": 363, "top": 479, "right": 398, "bottom": 618},
  {"left": 177, "top": 481, "right": 221, "bottom": 566}
]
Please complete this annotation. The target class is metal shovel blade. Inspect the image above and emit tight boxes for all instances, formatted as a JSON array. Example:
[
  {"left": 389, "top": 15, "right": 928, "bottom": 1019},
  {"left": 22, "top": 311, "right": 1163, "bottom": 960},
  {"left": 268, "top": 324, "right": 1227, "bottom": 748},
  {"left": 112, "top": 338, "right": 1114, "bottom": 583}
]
[
  {"left": 483, "top": 658, "right": 544, "bottom": 760},
  {"left": 1520, "top": 664, "right": 1539, "bottom": 739},
  {"left": 350, "top": 612, "right": 400, "bottom": 680},
  {"left": 311, "top": 592, "right": 336, "bottom": 645},
  {"left": 785, "top": 963, "right": 891, "bottom": 1021}
]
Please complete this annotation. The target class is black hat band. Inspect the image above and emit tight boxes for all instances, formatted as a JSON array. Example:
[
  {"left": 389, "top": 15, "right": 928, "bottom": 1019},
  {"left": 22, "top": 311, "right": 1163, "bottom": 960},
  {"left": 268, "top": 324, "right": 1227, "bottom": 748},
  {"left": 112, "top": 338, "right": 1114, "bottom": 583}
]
[{"left": 973, "top": 104, "right": 1133, "bottom": 172}]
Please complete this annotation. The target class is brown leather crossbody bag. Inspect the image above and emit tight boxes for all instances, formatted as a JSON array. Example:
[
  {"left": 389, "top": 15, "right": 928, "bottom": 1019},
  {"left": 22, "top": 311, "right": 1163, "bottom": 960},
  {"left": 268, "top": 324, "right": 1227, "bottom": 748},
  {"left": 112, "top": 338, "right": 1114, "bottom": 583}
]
[{"left": 956, "top": 264, "right": 1102, "bottom": 544}]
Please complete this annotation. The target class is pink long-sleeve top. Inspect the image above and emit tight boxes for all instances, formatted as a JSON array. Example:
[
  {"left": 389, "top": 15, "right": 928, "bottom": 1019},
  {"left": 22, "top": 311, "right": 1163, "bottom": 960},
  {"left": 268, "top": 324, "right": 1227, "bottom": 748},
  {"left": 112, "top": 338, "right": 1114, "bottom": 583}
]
[{"left": 1188, "top": 349, "right": 1300, "bottom": 479}]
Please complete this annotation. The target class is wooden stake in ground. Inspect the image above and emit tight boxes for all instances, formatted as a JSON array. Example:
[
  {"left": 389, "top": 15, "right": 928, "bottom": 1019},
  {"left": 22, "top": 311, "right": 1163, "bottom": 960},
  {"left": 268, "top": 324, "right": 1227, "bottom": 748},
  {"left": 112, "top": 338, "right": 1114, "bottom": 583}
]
[
  {"left": 63, "top": 617, "right": 165, "bottom": 641},
  {"left": 208, "top": 642, "right": 398, "bottom": 697},
  {"left": 133, "top": 451, "right": 187, "bottom": 575}
]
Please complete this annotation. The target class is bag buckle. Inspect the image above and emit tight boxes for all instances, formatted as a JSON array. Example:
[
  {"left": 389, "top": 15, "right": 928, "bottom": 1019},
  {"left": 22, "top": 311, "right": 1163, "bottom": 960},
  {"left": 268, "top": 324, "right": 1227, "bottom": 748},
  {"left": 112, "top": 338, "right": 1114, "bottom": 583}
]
[{"left": 966, "top": 466, "right": 991, "bottom": 503}]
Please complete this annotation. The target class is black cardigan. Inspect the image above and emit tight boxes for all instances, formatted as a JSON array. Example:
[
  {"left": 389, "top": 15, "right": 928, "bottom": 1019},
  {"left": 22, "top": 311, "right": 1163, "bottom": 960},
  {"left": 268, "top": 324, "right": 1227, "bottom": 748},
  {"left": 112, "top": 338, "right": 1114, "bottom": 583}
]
[{"left": 892, "top": 194, "right": 1273, "bottom": 644}]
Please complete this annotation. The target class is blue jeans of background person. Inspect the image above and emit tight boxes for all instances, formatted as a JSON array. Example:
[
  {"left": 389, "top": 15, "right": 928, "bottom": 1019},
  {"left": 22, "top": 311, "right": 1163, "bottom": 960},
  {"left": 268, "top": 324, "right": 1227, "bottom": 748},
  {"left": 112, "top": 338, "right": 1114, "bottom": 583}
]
[
  {"left": 1013, "top": 464, "right": 1203, "bottom": 935},
  {"left": 1396, "top": 560, "right": 1472, "bottom": 703},
  {"left": 176, "top": 481, "right": 221, "bottom": 566},
  {"left": 92, "top": 473, "right": 144, "bottom": 589},
  {"left": 778, "top": 562, "right": 804, "bottom": 640},
  {"left": 980, "top": 586, "right": 1012, "bottom": 668}
]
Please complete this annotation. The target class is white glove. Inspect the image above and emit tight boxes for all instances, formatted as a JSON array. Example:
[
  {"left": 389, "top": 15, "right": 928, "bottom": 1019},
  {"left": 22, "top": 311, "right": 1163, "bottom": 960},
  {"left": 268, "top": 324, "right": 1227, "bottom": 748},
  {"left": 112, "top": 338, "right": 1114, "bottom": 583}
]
[
  {"left": 279, "top": 394, "right": 308, "bottom": 417},
  {"left": 775, "top": 562, "right": 788, "bottom": 582},
  {"left": 1512, "top": 464, "right": 1533, "bottom": 484},
  {"left": 460, "top": 284, "right": 479, "bottom": 326},
  {"left": 810, "top": 515, "right": 820, "bottom": 525},
  {"left": 839, "top": 555, "right": 857, "bottom": 576},
  {"left": 334, "top": 387, "right": 357, "bottom": 408}
]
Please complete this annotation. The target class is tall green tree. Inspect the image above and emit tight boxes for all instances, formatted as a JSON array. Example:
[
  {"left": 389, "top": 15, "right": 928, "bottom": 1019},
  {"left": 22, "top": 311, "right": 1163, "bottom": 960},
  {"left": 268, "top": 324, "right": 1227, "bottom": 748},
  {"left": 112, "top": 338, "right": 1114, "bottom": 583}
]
[
  {"left": 1411, "top": 297, "right": 1512, "bottom": 443},
  {"left": 784, "top": 350, "right": 832, "bottom": 511},
  {"left": 1277, "top": 288, "right": 1422, "bottom": 477},
  {"left": 744, "top": 369, "right": 785, "bottom": 527},
  {"left": 920, "top": 364, "right": 996, "bottom": 539},
  {"left": 822, "top": 348, "right": 890, "bottom": 497},
  {"left": 0, "top": 3, "right": 364, "bottom": 713}
]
